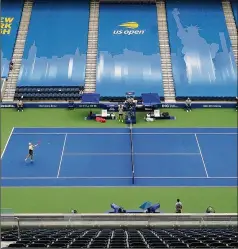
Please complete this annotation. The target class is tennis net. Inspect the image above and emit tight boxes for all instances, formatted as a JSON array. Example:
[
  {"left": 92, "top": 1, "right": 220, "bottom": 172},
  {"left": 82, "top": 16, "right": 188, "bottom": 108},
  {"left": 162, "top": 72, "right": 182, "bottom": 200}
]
[{"left": 129, "top": 123, "right": 135, "bottom": 184}]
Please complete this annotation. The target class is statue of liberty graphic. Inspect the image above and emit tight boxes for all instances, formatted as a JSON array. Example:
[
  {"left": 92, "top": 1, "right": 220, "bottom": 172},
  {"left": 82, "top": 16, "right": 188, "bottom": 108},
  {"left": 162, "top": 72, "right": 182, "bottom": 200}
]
[{"left": 172, "top": 8, "right": 219, "bottom": 84}]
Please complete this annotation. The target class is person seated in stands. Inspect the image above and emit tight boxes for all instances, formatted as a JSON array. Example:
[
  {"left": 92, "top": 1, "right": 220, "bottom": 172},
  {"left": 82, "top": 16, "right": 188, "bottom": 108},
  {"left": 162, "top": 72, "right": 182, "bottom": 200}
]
[
  {"left": 185, "top": 98, "right": 192, "bottom": 112},
  {"left": 175, "top": 199, "right": 182, "bottom": 213},
  {"left": 17, "top": 99, "right": 24, "bottom": 112},
  {"left": 9, "top": 61, "right": 13, "bottom": 71}
]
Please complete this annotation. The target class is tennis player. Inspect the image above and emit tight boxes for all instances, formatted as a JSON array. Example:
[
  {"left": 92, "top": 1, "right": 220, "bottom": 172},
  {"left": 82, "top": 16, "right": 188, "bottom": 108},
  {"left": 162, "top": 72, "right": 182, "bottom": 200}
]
[
  {"left": 25, "top": 142, "right": 38, "bottom": 162},
  {"left": 118, "top": 105, "right": 124, "bottom": 122}
]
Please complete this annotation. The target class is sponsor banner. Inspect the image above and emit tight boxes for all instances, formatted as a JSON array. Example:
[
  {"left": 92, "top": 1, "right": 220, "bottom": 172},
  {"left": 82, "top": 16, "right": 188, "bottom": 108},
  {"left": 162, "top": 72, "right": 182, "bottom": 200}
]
[
  {"left": 0, "top": 103, "right": 118, "bottom": 110},
  {"left": 97, "top": 4, "right": 163, "bottom": 97},
  {"left": 18, "top": 0, "right": 89, "bottom": 87},
  {"left": 1, "top": 0, "right": 23, "bottom": 77},
  {"left": 161, "top": 103, "right": 236, "bottom": 108},
  {"left": 166, "top": 3, "right": 237, "bottom": 97},
  {"left": 1, "top": 102, "right": 236, "bottom": 109}
]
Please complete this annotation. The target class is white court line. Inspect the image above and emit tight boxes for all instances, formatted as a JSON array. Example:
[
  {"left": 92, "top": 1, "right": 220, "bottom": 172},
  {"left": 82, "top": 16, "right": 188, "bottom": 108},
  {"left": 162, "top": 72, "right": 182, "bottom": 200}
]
[
  {"left": 2, "top": 186, "right": 237, "bottom": 188},
  {"left": 13, "top": 127, "right": 238, "bottom": 129},
  {"left": 1, "top": 127, "right": 14, "bottom": 159},
  {"left": 195, "top": 134, "right": 209, "bottom": 178},
  {"left": 63, "top": 152, "right": 200, "bottom": 156},
  {"left": 57, "top": 134, "right": 68, "bottom": 178},
  {"left": 2, "top": 176, "right": 237, "bottom": 180},
  {"left": 12, "top": 132, "right": 238, "bottom": 135}
]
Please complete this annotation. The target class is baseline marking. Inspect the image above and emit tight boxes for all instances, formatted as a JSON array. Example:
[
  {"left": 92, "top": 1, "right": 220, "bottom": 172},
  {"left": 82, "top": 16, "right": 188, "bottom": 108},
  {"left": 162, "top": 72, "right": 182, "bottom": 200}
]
[
  {"left": 57, "top": 134, "right": 68, "bottom": 178},
  {"left": 2, "top": 186, "right": 237, "bottom": 188},
  {"left": 12, "top": 132, "right": 238, "bottom": 135},
  {"left": 12, "top": 127, "right": 238, "bottom": 129},
  {"left": 195, "top": 134, "right": 208, "bottom": 178},
  {"left": 2, "top": 176, "right": 237, "bottom": 180},
  {"left": 1, "top": 127, "right": 14, "bottom": 159}
]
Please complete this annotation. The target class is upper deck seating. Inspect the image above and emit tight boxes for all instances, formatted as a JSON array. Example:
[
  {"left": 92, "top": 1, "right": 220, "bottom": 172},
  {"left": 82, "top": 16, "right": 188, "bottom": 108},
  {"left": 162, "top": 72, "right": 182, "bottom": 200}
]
[
  {"left": 166, "top": 1, "right": 237, "bottom": 97},
  {"left": 17, "top": 0, "right": 89, "bottom": 87},
  {"left": 1, "top": 0, "right": 23, "bottom": 78},
  {"left": 96, "top": 3, "right": 163, "bottom": 97}
]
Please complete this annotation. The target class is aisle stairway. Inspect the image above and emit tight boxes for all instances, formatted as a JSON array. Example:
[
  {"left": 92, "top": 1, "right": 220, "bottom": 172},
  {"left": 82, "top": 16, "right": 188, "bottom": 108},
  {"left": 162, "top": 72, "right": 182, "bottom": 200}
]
[
  {"left": 222, "top": 0, "right": 238, "bottom": 65},
  {"left": 2, "top": 0, "right": 33, "bottom": 102},
  {"left": 84, "top": 0, "right": 99, "bottom": 93},
  {"left": 156, "top": 0, "right": 176, "bottom": 102}
]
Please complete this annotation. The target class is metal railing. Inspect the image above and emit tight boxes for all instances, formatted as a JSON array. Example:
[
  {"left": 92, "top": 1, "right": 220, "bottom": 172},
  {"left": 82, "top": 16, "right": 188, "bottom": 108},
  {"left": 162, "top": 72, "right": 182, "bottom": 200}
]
[{"left": 2, "top": 213, "right": 237, "bottom": 238}]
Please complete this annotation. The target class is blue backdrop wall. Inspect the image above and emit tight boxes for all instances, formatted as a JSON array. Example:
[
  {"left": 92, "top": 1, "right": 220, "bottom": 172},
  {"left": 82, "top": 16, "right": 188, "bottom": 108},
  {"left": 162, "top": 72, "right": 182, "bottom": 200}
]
[
  {"left": 17, "top": 0, "right": 89, "bottom": 87},
  {"left": 96, "top": 4, "right": 163, "bottom": 96},
  {"left": 1, "top": 0, "right": 23, "bottom": 78},
  {"left": 231, "top": 0, "right": 238, "bottom": 27},
  {"left": 166, "top": 0, "right": 237, "bottom": 97}
]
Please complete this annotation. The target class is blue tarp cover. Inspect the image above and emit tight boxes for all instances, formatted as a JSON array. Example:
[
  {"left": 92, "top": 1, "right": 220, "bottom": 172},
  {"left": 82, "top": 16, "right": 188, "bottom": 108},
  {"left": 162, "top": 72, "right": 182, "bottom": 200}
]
[
  {"left": 82, "top": 93, "right": 100, "bottom": 103},
  {"left": 141, "top": 93, "right": 161, "bottom": 106}
]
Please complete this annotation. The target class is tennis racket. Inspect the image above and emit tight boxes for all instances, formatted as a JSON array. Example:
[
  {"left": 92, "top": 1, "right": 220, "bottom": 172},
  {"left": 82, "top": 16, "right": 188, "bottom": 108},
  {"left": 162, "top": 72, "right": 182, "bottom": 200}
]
[{"left": 35, "top": 141, "right": 41, "bottom": 147}]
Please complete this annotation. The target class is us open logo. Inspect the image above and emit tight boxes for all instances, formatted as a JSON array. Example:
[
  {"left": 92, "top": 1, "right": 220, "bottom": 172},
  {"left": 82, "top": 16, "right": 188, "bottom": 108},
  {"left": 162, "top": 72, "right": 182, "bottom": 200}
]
[{"left": 113, "top": 22, "right": 146, "bottom": 36}]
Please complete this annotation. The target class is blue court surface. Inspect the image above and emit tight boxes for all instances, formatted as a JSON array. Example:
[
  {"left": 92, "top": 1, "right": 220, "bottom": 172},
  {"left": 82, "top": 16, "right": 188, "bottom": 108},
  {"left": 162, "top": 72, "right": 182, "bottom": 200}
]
[{"left": 1, "top": 127, "right": 237, "bottom": 187}]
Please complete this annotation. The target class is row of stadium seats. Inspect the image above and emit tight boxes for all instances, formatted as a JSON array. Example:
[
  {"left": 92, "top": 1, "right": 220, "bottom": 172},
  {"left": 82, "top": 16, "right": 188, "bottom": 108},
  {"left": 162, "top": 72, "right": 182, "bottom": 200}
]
[
  {"left": 2, "top": 227, "right": 238, "bottom": 248},
  {"left": 14, "top": 87, "right": 84, "bottom": 101}
]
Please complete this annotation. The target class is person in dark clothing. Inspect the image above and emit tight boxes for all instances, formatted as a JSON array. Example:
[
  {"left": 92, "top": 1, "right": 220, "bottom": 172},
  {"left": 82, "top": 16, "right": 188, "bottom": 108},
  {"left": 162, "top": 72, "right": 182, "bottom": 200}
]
[
  {"left": 185, "top": 98, "right": 192, "bottom": 112},
  {"left": 9, "top": 61, "right": 13, "bottom": 71},
  {"left": 17, "top": 99, "right": 24, "bottom": 112},
  {"left": 236, "top": 97, "right": 238, "bottom": 112}
]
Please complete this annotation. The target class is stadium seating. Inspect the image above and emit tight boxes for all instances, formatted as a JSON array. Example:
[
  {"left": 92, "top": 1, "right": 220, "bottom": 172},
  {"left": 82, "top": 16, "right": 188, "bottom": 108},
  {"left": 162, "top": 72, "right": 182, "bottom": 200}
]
[
  {"left": 17, "top": 0, "right": 89, "bottom": 87},
  {"left": 231, "top": 0, "right": 237, "bottom": 27},
  {"left": 1, "top": 0, "right": 237, "bottom": 99},
  {"left": 96, "top": 3, "right": 163, "bottom": 97},
  {"left": 2, "top": 227, "right": 238, "bottom": 248},
  {"left": 1, "top": 0, "right": 23, "bottom": 78},
  {"left": 14, "top": 86, "right": 84, "bottom": 101},
  {"left": 166, "top": 1, "right": 237, "bottom": 97}
]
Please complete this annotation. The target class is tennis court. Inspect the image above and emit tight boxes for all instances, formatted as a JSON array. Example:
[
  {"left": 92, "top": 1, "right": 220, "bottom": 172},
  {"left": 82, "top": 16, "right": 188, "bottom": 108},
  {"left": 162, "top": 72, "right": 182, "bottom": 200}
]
[{"left": 1, "top": 127, "right": 237, "bottom": 187}]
